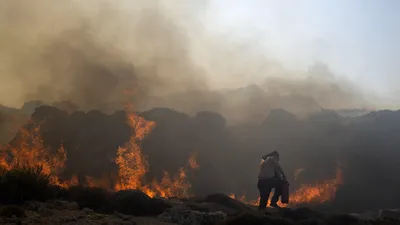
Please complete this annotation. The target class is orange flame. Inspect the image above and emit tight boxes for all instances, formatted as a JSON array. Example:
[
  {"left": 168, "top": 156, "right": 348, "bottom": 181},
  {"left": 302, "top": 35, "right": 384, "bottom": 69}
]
[
  {"left": 290, "top": 168, "right": 342, "bottom": 204},
  {"left": 0, "top": 107, "right": 198, "bottom": 199},
  {"left": 188, "top": 152, "right": 200, "bottom": 169},
  {"left": 229, "top": 167, "right": 343, "bottom": 207},
  {"left": 228, "top": 193, "right": 260, "bottom": 206},
  {"left": 114, "top": 104, "right": 198, "bottom": 198},
  {"left": 58, "top": 175, "right": 79, "bottom": 188},
  {"left": 1, "top": 104, "right": 341, "bottom": 204},
  {"left": 150, "top": 168, "right": 192, "bottom": 198},
  {"left": 0, "top": 121, "right": 67, "bottom": 186},
  {"left": 113, "top": 111, "right": 154, "bottom": 191}
]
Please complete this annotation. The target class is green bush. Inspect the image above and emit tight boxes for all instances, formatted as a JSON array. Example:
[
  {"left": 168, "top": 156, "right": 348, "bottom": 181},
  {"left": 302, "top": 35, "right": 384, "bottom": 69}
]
[{"left": 0, "top": 166, "right": 54, "bottom": 204}]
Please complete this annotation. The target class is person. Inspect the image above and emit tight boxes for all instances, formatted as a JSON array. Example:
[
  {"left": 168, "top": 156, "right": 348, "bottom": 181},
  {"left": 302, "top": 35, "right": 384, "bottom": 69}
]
[{"left": 257, "top": 151, "right": 287, "bottom": 209}]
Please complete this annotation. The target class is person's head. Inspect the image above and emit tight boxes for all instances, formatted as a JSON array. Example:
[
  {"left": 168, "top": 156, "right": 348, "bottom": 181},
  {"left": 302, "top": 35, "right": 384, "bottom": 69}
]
[
  {"left": 270, "top": 151, "right": 280, "bottom": 161},
  {"left": 262, "top": 151, "right": 280, "bottom": 160}
]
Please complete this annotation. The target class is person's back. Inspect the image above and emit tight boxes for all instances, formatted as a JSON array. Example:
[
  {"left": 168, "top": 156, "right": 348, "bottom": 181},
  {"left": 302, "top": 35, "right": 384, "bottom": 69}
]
[{"left": 258, "top": 156, "right": 278, "bottom": 180}]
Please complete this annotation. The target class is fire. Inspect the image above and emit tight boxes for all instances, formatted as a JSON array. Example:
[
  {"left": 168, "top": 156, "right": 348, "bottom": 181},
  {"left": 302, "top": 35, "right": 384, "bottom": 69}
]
[
  {"left": 229, "top": 193, "right": 260, "bottom": 206},
  {"left": 1, "top": 103, "right": 341, "bottom": 204},
  {"left": 150, "top": 168, "right": 192, "bottom": 198},
  {"left": 58, "top": 175, "right": 79, "bottom": 188},
  {"left": 188, "top": 152, "right": 200, "bottom": 169},
  {"left": 229, "top": 167, "right": 343, "bottom": 207},
  {"left": 0, "top": 121, "right": 67, "bottom": 186},
  {"left": 0, "top": 105, "right": 199, "bottom": 199},
  {"left": 290, "top": 168, "right": 343, "bottom": 204},
  {"left": 114, "top": 104, "right": 198, "bottom": 198},
  {"left": 114, "top": 111, "right": 155, "bottom": 191}
]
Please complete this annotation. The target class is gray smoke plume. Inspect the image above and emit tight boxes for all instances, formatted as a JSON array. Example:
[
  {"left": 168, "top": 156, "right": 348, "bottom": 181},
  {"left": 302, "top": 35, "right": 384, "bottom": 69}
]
[{"left": 0, "top": 0, "right": 371, "bottom": 122}]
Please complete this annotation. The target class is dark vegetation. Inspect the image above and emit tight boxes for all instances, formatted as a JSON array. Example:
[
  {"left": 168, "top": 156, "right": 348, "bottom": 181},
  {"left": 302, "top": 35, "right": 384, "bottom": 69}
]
[
  {"left": 66, "top": 186, "right": 112, "bottom": 212},
  {"left": 0, "top": 169, "right": 399, "bottom": 224},
  {"left": 0, "top": 167, "right": 54, "bottom": 204},
  {"left": 0, "top": 205, "right": 27, "bottom": 218},
  {"left": 0, "top": 167, "right": 171, "bottom": 217},
  {"left": 1, "top": 102, "right": 400, "bottom": 213}
]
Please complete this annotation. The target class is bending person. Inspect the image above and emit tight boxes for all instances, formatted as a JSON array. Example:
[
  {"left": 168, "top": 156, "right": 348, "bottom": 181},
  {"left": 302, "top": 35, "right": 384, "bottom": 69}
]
[{"left": 257, "top": 151, "right": 287, "bottom": 209}]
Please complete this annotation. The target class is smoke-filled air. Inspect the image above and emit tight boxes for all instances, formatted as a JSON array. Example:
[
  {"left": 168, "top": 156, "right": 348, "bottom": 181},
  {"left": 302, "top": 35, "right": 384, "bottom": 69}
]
[{"left": 1, "top": 1, "right": 399, "bottom": 223}]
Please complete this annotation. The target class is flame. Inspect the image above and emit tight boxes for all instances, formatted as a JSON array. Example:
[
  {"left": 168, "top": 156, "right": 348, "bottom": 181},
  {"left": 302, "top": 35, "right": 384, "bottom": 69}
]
[
  {"left": 229, "top": 167, "right": 343, "bottom": 207},
  {"left": 114, "top": 104, "right": 198, "bottom": 198},
  {"left": 113, "top": 111, "right": 154, "bottom": 191},
  {"left": 150, "top": 168, "right": 192, "bottom": 198},
  {"left": 0, "top": 121, "right": 67, "bottom": 186},
  {"left": 290, "top": 168, "right": 343, "bottom": 204},
  {"left": 0, "top": 106, "right": 198, "bottom": 199},
  {"left": 188, "top": 152, "right": 200, "bottom": 169},
  {"left": 228, "top": 193, "right": 260, "bottom": 206},
  {"left": 58, "top": 175, "right": 79, "bottom": 188},
  {"left": 1, "top": 103, "right": 341, "bottom": 204}
]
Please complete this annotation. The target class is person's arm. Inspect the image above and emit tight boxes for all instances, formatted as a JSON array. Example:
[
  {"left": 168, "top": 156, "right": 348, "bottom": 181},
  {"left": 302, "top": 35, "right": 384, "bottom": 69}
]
[
  {"left": 271, "top": 157, "right": 287, "bottom": 181},
  {"left": 260, "top": 159, "right": 265, "bottom": 168}
]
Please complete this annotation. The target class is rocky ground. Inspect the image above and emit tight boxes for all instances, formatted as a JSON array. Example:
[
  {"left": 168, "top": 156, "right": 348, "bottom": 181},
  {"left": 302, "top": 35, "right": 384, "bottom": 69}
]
[
  {"left": 0, "top": 201, "right": 174, "bottom": 225},
  {"left": 0, "top": 194, "right": 400, "bottom": 225}
]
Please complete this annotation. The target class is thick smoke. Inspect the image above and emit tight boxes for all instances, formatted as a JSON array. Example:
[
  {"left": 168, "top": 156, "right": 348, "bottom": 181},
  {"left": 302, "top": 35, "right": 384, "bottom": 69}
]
[
  {"left": 0, "top": 0, "right": 207, "bottom": 112},
  {"left": 1, "top": 0, "right": 370, "bottom": 122}
]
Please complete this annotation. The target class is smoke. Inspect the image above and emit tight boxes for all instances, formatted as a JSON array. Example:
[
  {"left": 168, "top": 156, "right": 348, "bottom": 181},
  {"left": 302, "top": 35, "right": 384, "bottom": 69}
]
[
  {"left": 0, "top": 0, "right": 207, "bottom": 112},
  {"left": 1, "top": 0, "right": 370, "bottom": 121}
]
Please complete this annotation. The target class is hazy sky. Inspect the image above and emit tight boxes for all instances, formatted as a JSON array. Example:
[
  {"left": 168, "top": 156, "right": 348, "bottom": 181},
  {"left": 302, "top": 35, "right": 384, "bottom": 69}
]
[
  {"left": 1, "top": 0, "right": 399, "bottom": 109},
  {"left": 201, "top": 0, "right": 400, "bottom": 102}
]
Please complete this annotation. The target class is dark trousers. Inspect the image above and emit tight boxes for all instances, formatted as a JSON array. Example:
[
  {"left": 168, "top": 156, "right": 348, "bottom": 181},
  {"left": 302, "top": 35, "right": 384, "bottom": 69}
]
[{"left": 257, "top": 178, "right": 283, "bottom": 209}]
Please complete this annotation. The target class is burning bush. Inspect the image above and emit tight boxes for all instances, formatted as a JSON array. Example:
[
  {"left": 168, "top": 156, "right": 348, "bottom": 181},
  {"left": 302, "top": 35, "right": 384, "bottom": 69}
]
[
  {"left": 0, "top": 103, "right": 349, "bottom": 210},
  {"left": 0, "top": 104, "right": 200, "bottom": 208}
]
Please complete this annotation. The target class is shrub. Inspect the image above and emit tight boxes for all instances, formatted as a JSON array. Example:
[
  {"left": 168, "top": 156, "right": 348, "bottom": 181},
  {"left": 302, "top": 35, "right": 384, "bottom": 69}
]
[
  {"left": 110, "top": 190, "right": 172, "bottom": 216},
  {"left": 50, "top": 184, "right": 69, "bottom": 200},
  {"left": 0, "top": 205, "right": 26, "bottom": 218},
  {"left": 0, "top": 166, "right": 54, "bottom": 204},
  {"left": 67, "top": 185, "right": 112, "bottom": 213}
]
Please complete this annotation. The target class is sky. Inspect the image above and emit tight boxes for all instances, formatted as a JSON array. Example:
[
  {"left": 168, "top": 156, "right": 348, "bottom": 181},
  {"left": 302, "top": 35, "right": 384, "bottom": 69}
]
[{"left": 200, "top": 0, "right": 400, "bottom": 105}]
